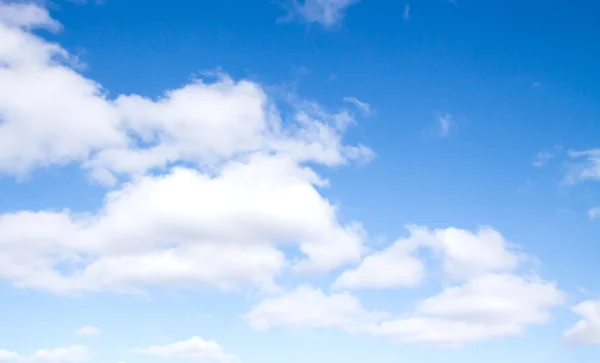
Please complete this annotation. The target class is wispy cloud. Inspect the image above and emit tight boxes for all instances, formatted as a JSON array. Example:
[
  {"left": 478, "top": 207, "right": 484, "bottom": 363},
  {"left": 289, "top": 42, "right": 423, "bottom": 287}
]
[
  {"left": 402, "top": 4, "right": 410, "bottom": 21},
  {"left": 438, "top": 113, "right": 452, "bottom": 137},
  {"left": 588, "top": 207, "right": 600, "bottom": 220},
  {"left": 563, "top": 149, "right": 600, "bottom": 185},
  {"left": 532, "top": 151, "right": 553, "bottom": 168},
  {"left": 343, "top": 96, "right": 371, "bottom": 115},
  {"left": 279, "top": 0, "right": 360, "bottom": 28}
]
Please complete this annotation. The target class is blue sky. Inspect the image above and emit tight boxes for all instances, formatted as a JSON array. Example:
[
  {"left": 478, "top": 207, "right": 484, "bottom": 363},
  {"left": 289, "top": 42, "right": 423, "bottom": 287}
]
[{"left": 0, "top": 0, "right": 599, "bottom": 362}]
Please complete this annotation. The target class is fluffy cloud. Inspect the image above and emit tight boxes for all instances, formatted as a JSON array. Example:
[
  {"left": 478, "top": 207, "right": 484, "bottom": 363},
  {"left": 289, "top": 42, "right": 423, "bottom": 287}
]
[
  {"left": 131, "top": 337, "right": 238, "bottom": 363},
  {"left": 0, "top": 2, "right": 60, "bottom": 31},
  {"left": 563, "top": 300, "right": 600, "bottom": 345},
  {"left": 248, "top": 227, "right": 565, "bottom": 347},
  {"left": 334, "top": 225, "right": 520, "bottom": 290},
  {"left": 245, "top": 285, "right": 385, "bottom": 333},
  {"left": 280, "top": 0, "right": 360, "bottom": 27},
  {"left": 0, "top": 5, "right": 370, "bottom": 294},
  {"left": 333, "top": 234, "right": 424, "bottom": 290},
  {"left": 75, "top": 327, "right": 100, "bottom": 336},
  {"left": 376, "top": 274, "right": 564, "bottom": 347},
  {"left": 0, "top": 154, "right": 366, "bottom": 293},
  {"left": 0, "top": 346, "right": 89, "bottom": 363},
  {"left": 0, "top": 4, "right": 371, "bottom": 182}
]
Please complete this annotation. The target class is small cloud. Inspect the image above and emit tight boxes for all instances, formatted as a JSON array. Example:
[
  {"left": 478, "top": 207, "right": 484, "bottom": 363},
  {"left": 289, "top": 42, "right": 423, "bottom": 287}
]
[
  {"left": 532, "top": 82, "right": 542, "bottom": 88},
  {"left": 279, "top": 0, "right": 360, "bottom": 28},
  {"left": 438, "top": 113, "right": 452, "bottom": 137},
  {"left": 532, "top": 151, "right": 553, "bottom": 168},
  {"left": 343, "top": 96, "right": 371, "bottom": 115},
  {"left": 588, "top": 207, "right": 600, "bottom": 220},
  {"left": 402, "top": 4, "right": 410, "bottom": 21},
  {"left": 76, "top": 326, "right": 100, "bottom": 336},
  {"left": 563, "top": 149, "right": 600, "bottom": 185}
]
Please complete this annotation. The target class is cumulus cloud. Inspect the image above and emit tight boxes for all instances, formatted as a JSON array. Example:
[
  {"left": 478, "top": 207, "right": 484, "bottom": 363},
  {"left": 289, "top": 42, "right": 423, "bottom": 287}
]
[
  {"left": 280, "top": 0, "right": 360, "bottom": 27},
  {"left": 0, "top": 5, "right": 371, "bottom": 294},
  {"left": 131, "top": 337, "right": 238, "bottom": 363},
  {"left": 75, "top": 326, "right": 100, "bottom": 336},
  {"left": 0, "top": 7, "right": 371, "bottom": 182},
  {"left": 334, "top": 225, "right": 521, "bottom": 290},
  {"left": 245, "top": 285, "right": 386, "bottom": 333},
  {"left": 0, "top": 346, "right": 90, "bottom": 363},
  {"left": 248, "top": 226, "right": 565, "bottom": 347},
  {"left": 563, "top": 300, "right": 600, "bottom": 345},
  {"left": 376, "top": 274, "right": 564, "bottom": 347}
]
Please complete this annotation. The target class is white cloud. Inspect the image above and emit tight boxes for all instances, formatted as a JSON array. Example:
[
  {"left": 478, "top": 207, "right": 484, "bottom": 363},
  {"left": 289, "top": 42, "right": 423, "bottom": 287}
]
[
  {"left": 402, "top": 4, "right": 410, "bottom": 21},
  {"left": 131, "top": 337, "right": 238, "bottom": 363},
  {"left": 0, "top": 346, "right": 90, "bottom": 363},
  {"left": 0, "top": 155, "right": 366, "bottom": 293},
  {"left": 563, "top": 300, "right": 600, "bottom": 345},
  {"left": 376, "top": 274, "right": 564, "bottom": 347},
  {"left": 248, "top": 274, "right": 564, "bottom": 348},
  {"left": 333, "top": 234, "right": 424, "bottom": 290},
  {"left": 343, "top": 96, "right": 371, "bottom": 115},
  {"left": 0, "top": 2, "right": 61, "bottom": 31},
  {"left": 438, "top": 114, "right": 452, "bottom": 137},
  {"left": 248, "top": 226, "right": 564, "bottom": 347},
  {"left": 75, "top": 326, "right": 100, "bottom": 336},
  {"left": 532, "top": 151, "right": 553, "bottom": 168},
  {"left": 0, "top": 7, "right": 373, "bottom": 294},
  {"left": 281, "top": 0, "right": 360, "bottom": 27},
  {"left": 564, "top": 149, "right": 600, "bottom": 184},
  {"left": 244, "top": 285, "right": 385, "bottom": 333},
  {"left": 0, "top": 11, "right": 372, "bottom": 182},
  {"left": 335, "top": 226, "right": 521, "bottom": 290}
]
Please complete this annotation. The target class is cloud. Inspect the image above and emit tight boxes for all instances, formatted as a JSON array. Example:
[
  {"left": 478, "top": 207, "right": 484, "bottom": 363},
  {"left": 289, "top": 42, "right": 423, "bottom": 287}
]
[
  {"left": 75, "top": 326, "right": 100, "bottom": 336},
  {"left": 248, "top": 226, "right": 564, "bottom": 347},
  {"left": 131, "top": 337, "right": 238, "bottom": 363},
  {"left": 564, "top": 149, "right": 600, "bottom": 184},
  {"left": 0, "top": 6, "right": 376, "bottom": 294},
  {"left": 343, "top": 96, "right": 371, "bottom": 115},
  {"left": 333, "top": 232, "right": 424, "bottom": 290},
  {"left": 245, "top": 285, "right": 386, "bottom": 333},
  {"left": 563, "top": 300, "right": 600, "bottom": 345},
  {"left": 0, "top": 9, "right": 372, "bottom": 182},
  {"left": 532, "top": 151, "right": 553, "bottom": 168},
  {"left": 402, "top": 4, "right": 410, "bottom": 21},
  {"left": 0, "top": 155, "right": 367, "bottom": 293},
  {"left": 0, "top": 2, "right": 61, "bottom": 32},
  {"left": 280, "top": 0, "right": 360, "bottom": 27},
  {"left": 0, "top": 346, "right": 90, "bottom": 363},
  {"left": 335, "top": 225, "right": 521, "bottom": 290},
  {"left": 376, "top": 274, "right": 564, "bottom": 347},
  {"left": 588, "top": 207, "right": 600, "bottom": 220},
  {"left": 438, "top": 114, "right": 452, "bottom": 137}
]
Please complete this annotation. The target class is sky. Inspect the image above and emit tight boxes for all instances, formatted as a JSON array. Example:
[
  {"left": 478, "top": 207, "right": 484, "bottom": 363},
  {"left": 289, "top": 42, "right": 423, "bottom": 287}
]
[{"left": 0, "top": 0, "right": 599, "bottom": 362}]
